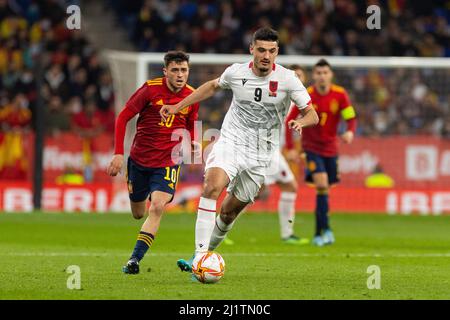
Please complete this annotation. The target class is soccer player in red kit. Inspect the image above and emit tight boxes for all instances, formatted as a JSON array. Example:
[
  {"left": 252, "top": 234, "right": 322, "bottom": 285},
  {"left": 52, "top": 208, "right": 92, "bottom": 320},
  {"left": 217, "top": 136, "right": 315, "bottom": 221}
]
[
  {"left": 106, "top": 51, "right": 200, "bottom": 274},
  {"left": 285, "top": 59, "right": 357, "bottom": 246}
]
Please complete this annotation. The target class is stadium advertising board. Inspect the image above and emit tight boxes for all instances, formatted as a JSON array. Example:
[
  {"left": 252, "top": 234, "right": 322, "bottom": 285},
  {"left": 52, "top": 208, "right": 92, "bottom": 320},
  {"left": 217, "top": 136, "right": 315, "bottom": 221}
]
[
  {"left": 0, "top": 182, "right": 448, "bottom": 215},
  {"left": 0, "top": 133, "right": 448, "bottom": 214}
]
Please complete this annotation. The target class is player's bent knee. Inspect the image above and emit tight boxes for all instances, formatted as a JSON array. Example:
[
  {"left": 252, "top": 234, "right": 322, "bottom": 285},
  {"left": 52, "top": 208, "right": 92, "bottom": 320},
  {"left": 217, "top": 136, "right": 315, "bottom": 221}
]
[
  {"left": 149, "top": 201, "right": 166, "bottom": 216},
  {"left": 290, "top": 179, "right": 299, "bottom": 192},
  {"left": 313, "top": 179, "right": 329, "bottom": 191},
  {"left": 131, "top": 209, "right": 145, "bottom": 220},
  {"left": 316, "top": 185, "right": 329, "bottom": 193},
  {"left": 130, "top": 201, "right": 146, "bottom": 219},
  {"left": 280, "top": 181, "right": 297, "bottom": 193},
  {"left": 201, "top": 182, "right": 223, "bottom": 200}
]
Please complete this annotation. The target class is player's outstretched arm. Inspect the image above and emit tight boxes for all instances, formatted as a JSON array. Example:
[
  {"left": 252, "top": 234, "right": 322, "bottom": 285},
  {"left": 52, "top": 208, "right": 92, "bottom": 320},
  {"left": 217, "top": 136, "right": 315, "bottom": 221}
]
[
  {"left": 160, "top": 78, "right": 221, "bottom": 121},
  {"left": 107, "top": 106, "right": 138, "bottom": 176},
  {"left": 107, "top": 83, "right": 148, "bottom": 176}
]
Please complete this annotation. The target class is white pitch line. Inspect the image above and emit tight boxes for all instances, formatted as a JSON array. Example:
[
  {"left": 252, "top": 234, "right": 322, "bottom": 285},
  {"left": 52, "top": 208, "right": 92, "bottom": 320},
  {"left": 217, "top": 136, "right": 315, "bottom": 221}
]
[{"left": 1, "top": 252, "right": 450, "bottom": 258}]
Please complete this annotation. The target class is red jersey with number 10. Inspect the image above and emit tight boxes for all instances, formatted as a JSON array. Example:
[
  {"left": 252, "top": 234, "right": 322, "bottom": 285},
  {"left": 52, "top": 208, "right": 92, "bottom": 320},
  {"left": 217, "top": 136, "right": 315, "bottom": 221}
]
[
  {"left": 285, "top": 84, "right": 356, "bottom": 157},
  {"left": 114, "top": 77, "right": 199, "bottom": 168}
]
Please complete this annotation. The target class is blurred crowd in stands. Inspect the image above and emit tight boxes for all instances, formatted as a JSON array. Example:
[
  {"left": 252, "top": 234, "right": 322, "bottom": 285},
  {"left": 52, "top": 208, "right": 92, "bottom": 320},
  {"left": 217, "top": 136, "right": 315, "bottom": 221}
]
[
  {"left": 0, "top": 0, "right": 114, "bottom": 180},
  {"left": 0, "top": 0, "right": 115, "bottom": 139},
  {"left": 110, "top": 0, "right": 450, "bottom": 57},
  {"left": 345, "top": 68, "right": 450, "bottom": 137},
  {"left": 180, "top": 65, "right": 450, "bottom": 138},
  {"left": 1, "top": 0, "right": 449, "bottom": 138},
  {"left": 111, "top": 0, "right": 450, "bottom": 137}
]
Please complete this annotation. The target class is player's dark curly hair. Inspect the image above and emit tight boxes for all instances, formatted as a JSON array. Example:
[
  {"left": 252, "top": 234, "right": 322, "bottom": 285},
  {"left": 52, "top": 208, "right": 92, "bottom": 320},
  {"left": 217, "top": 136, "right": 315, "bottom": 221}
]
[
  {"left": 252, "top": 27, "right": 279, "bottom": 44},
  {"left": 164, "top": 51, "right": 190, "bottom": 67}
]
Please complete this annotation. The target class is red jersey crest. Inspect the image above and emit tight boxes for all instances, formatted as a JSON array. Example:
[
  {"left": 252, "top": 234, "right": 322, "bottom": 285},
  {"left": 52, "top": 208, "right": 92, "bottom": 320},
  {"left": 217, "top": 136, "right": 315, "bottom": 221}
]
[{"left": 269, "top": 81, "right": 278, "bottom": 97}]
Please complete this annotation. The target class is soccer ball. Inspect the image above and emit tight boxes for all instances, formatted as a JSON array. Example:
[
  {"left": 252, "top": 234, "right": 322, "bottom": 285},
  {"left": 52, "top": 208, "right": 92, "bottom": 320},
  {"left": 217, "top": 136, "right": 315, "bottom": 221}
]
[{"left": 192, "top": 251, "right": 225, "bottom": 284}]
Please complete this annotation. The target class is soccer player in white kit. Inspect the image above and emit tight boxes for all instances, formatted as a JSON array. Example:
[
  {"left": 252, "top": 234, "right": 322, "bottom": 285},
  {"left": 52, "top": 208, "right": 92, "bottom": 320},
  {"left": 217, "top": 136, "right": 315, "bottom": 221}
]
[{"left": 160, "top": 28, "right": 319, "bottom": 274}]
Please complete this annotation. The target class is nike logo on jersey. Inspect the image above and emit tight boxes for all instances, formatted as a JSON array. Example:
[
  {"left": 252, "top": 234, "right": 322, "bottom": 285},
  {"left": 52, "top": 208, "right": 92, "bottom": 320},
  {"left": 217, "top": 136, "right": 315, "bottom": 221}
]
[{"left": 242, "top": 79, "right": 248, "bottom": 86}]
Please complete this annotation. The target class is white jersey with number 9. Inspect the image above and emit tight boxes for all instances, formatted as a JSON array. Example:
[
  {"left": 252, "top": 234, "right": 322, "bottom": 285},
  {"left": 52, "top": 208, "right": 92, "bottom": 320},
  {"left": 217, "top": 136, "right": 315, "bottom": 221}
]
[
  {"left": 204, "top": 61, "right": 311, "bottom": 203},
  {"left": 217, "top": 61, "right": 311, "bottom": 162}
]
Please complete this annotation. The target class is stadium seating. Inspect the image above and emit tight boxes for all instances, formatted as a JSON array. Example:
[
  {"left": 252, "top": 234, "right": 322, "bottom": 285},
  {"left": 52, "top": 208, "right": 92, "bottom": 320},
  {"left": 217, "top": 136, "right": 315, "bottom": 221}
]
[{"left": 110, "top": 0, "right": 450, "bottom": 57}]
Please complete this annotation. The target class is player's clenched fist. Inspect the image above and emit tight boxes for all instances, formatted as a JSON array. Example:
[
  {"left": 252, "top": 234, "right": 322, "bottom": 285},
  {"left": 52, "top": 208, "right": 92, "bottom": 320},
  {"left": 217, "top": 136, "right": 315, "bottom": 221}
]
[
  {"left": 159, "top": 104, "right": 177, "bottom": 122},
  {"left": 107, "top": 154, "right": 124, "bottom": 176},
  {"left": 288, "top": 120, "right": 303, "bottom": 135},
  {"left": 341, "top": 130, "right": 354, "bottom": 144}
]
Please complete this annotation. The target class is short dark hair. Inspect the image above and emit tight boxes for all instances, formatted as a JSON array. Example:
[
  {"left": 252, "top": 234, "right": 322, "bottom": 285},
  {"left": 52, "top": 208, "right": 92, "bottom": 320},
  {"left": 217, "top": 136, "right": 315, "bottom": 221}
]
[
  {"left": 289, "top": 64, "right": 306, "bottom": 73},
  {"left": 164, "top": 51, "right": 190, "bottom": 67},
  {"left": 313, "top": 59, "right": 332, "bottom": 70},
  {"left": 252, "top": 27, "right": 279, "bottom": 44}
]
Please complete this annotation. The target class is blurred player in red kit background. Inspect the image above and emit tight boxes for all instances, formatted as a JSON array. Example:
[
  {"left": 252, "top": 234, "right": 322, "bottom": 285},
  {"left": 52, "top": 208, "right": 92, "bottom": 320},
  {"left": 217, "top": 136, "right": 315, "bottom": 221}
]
[{"left": 286, "top": 59, "right": 357, "bottom": 246}]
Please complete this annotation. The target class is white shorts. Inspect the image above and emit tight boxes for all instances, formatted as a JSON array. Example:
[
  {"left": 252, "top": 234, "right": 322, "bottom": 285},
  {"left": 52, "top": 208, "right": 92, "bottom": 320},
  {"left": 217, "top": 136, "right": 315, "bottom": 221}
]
[
  {"left": 264, "top": 150, "right": 295, "bottom": 185},
  {"left": 204, "top": 140, "right": 269, "bottom": 203}
]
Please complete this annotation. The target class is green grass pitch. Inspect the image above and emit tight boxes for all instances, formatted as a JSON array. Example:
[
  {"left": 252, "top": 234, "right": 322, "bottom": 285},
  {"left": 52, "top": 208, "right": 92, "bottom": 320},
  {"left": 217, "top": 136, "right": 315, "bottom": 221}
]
[{"left": 0, "top": 212, "right": 449, "bottom": 300}]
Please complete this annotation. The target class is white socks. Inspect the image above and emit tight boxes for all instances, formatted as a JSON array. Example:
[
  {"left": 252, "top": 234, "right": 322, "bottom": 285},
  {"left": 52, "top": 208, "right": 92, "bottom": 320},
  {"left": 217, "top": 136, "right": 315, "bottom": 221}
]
[
  {"left": 208, "top": 215, "right": 235, "bottom": 251},
  {"left": 195, "top": 197, "right": 216, "bottom": 254},
  {"left": 278, "top": 192, "right": 297, "bottom": 239}
]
